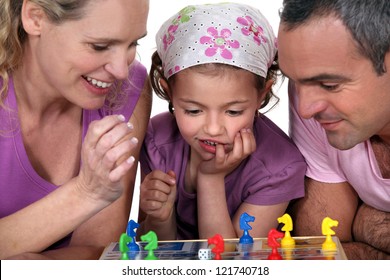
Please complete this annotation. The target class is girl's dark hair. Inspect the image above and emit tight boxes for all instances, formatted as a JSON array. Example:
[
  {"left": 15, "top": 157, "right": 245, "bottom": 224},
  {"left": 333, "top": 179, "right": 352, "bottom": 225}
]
[{"left": 149, "top": 51, "right": 281, "bottom": 111}]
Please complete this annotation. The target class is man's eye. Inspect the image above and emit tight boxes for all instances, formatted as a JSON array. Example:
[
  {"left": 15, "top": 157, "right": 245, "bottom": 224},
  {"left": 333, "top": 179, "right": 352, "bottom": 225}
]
[{"left": 320, "top": 83, "right": 339, "bottom": 91}]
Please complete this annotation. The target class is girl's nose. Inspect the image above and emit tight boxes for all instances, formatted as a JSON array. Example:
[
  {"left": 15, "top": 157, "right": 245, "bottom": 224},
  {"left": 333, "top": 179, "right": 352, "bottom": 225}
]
[{"left": 204, "top": 114, "right": 224, "bottom": 136}]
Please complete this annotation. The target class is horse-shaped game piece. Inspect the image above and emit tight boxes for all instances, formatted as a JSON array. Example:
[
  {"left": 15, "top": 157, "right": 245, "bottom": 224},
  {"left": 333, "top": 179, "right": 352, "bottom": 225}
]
[
  {"left": 141, "top": 231, "right": 158, "bottom": 260},
  {"left": 321, "top": 217, "right": 339, "bottom": 250},
  {"left": 208, "top": 234, "right": 225, "bottom": 260},
  {"left": 239, "top": 212, "right": 255, "bottom": 244},
  {"left": 126, "top": 219, "right": 140, "bottom": 251},
  {"left": 267, "top": 228, "right": 284, "bottom": 260},
  {"left": 277, "top": 213, "right": 295, "bottom": 247}
]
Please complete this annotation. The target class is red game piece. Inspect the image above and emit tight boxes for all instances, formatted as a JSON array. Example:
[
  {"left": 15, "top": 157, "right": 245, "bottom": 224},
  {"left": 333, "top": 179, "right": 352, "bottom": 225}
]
[
  {"left": 267, "top": 228, "right": 284, "bottom": 260},
  {"left": 207, "top": 234, "right": 224, "bottom": 260}
]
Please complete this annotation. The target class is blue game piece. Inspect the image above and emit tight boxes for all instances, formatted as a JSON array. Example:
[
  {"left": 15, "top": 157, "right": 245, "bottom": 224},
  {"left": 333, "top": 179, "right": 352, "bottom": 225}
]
[
  {"left": 126, "top": 220, "right": 140, "bottom": 251},
  {"left": 239, "top": 212, "right": 255, "bottom": 244}
]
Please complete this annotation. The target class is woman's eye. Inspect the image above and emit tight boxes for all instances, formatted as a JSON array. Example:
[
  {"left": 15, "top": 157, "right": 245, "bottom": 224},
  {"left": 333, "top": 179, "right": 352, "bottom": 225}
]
[
  {"left": 91, "top": 44, "right": 109, "bottom": 51},
  {"left": 130, "top": 41, "right": 140, "bottom": 48}
]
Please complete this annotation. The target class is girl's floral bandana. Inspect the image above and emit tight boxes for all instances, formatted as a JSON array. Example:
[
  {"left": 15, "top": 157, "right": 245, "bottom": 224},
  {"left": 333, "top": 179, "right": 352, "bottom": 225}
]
[{"left": 156, "top": 3, "right": 278, "bottom": 79}]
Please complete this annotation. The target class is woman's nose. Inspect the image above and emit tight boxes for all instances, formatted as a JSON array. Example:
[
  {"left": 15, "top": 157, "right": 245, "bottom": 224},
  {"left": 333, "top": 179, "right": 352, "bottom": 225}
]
[{"left": 105, "top": 48, "right": 136, "bottom": 80}]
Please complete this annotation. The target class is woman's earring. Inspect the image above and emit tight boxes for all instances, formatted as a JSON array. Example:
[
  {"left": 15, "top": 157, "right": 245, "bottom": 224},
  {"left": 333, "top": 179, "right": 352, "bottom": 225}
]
[{"left": 169, "top": 102, "right": 175, "bottom": 114}]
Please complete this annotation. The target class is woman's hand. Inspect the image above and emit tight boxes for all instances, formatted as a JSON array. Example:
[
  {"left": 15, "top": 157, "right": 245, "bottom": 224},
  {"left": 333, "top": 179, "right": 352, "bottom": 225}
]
[{"left": 76, "top": 114, "right": 139, "bottom": 203}]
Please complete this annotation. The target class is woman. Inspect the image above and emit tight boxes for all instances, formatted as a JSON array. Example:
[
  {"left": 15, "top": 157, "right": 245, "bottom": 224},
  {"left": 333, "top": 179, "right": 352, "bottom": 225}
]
[{"left": 0, "top": 0, "right": 151, "bottom": 259}]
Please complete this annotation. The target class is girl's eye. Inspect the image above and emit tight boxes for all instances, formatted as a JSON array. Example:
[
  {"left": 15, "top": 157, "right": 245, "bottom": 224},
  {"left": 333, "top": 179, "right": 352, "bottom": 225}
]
[
  {"left": 91, "top": 44, "right": 109, "bottom": 51},
  {"left": 184, "top": 109, "right": 201, "bottom": 115},
  {"left": 227, "top": 110, "right": 243, "bottom": 116}
]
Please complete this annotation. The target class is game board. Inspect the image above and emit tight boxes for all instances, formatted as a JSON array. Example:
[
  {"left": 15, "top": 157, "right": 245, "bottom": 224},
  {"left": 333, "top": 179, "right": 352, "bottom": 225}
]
[{"left": 99, "top": 235, "right": 347, "bottom": 260}]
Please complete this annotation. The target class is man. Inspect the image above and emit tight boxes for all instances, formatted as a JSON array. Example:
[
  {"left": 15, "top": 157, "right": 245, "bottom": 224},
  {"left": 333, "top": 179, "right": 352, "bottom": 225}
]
[{"left": 278, "top": 0, "right": 389, "bottom": 259}]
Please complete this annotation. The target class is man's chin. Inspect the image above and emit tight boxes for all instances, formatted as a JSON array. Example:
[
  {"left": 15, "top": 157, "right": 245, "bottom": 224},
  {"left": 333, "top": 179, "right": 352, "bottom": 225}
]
[{"left": 326, "top": 134, "right": 359, "bottom": 150}]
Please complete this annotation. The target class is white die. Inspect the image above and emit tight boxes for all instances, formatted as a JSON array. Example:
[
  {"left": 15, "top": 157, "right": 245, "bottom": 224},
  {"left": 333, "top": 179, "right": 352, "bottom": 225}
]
[{"left": 198, "top": 248, "right": 211, "bottom": 260}]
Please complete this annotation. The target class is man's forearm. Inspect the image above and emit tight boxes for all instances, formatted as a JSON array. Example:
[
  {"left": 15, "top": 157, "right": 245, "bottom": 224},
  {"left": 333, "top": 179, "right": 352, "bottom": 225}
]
[
  {"left": 353, "top": 203, "right": 390, "bottom": 254},
  {"left": 342, "top": 241, "right": 390, "bottom": 260}
]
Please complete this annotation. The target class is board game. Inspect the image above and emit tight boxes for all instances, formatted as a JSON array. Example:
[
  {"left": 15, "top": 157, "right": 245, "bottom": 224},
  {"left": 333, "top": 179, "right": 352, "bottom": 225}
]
[
  {"left": 99, "top": 236, "right": 347, "bottom": 260},
  {"left": 100, "top": 214, "right": 347, "bottom": 260}
]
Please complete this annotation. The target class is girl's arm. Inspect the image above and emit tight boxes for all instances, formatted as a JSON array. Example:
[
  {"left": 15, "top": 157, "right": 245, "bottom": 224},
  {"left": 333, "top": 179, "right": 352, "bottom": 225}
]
[
  {"left": 197, "top": 129, "right": 256, "bottom": 239},
  {"left": 197, "top": 173, "right": 236, "bottom": 239},
  {"left": 138, "top": 170, "right": 177, "bottom": 240},
  {"left": 138, "top": 209, "right": 177, "bottom": 241},
  {"left": 197, "top": 171, "right": 288, "bottom": 239},
  {"left": 232, "top": 202, "right": 289, "bottom": 237}
]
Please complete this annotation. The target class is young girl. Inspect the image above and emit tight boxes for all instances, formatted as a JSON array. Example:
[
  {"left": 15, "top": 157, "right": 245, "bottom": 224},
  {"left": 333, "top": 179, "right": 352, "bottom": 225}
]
[{"left": 139, "top": 3, "right": 306, "bottom": 240}]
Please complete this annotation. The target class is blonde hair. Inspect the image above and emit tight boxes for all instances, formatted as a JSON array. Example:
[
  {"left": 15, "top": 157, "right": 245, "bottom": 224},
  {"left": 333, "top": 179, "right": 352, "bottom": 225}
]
[{"left": 0, "top": 0, "right": 89, "bottom": 107}]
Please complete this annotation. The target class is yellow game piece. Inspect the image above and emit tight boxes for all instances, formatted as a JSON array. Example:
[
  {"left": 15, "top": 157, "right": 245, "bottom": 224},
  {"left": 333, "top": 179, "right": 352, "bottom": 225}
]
[
  {"left": 283, "top": 248, "right": 294, "bottom": 260},
  {"left": 277, "top": 213, "right": 295, "bottom": 247},
  {"left": 321, "top": 217, "right": 339, "bottom": 250}
]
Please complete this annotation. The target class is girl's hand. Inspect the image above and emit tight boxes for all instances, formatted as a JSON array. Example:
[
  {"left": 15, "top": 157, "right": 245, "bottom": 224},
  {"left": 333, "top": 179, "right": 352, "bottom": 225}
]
[
  {"left": 140, "top": 170, "right": 177, "bottom": 222},
  {"left": 76, "top": 114, "right": 138, "bottom": 203},
  {"left": 199, "top": 128, "right": 256, "bottom": 177}
]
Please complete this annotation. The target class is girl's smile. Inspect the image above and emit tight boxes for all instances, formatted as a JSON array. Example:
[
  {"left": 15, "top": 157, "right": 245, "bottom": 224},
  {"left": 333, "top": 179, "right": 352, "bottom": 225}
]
[{"left": 198, "top": 138, "right": 233, "bottom": 154}]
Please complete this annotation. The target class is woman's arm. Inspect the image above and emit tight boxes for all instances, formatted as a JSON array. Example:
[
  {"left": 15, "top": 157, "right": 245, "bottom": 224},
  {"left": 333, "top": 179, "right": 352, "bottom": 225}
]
[
  {"left": 60, "top": 78, "right": 153, "bottom": 258},
  {"left": 1, "top": 79, "right": 152, "bottom": 260}
]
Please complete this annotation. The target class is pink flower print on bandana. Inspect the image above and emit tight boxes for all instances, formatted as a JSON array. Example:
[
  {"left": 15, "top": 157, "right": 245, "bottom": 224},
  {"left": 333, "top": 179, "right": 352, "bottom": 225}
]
[
  {"left": 237, "top": 16, "right": 267, "bottom": 46},
  {"left": 200, "top": 27, "right": 240, "bottom": 59},
  {"left": 163, "top": 6, "right": 196, "bottom": 50},
  {"left": 163, "top": 24, "right": 178, "bottom": 50},
  {"left": 168, "top": 65, "right": 181, "bottom": 76}
]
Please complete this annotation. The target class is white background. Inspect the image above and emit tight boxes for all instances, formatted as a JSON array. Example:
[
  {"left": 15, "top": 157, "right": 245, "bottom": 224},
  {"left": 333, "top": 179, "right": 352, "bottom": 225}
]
[
  {"left": 2, "top": 260, "right": 384, "bottom": 279},
  {"left": 131, "top": 0, "right": 286, "bottom": 220}
]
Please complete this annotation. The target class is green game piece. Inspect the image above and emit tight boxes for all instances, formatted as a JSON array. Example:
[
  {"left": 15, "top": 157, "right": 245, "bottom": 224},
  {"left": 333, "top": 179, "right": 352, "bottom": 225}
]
[
  {"left": 119, "top": 233, "right": 133, "bottom": 260},
  {"left": 140, "top": 231, "right": 158, "bottom": 260}
]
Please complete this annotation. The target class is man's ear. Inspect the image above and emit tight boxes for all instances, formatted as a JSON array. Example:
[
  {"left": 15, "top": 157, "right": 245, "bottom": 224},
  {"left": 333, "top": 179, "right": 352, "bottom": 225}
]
[{"left": 21, "top": 0, "right": 45, "bottom": 36}]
